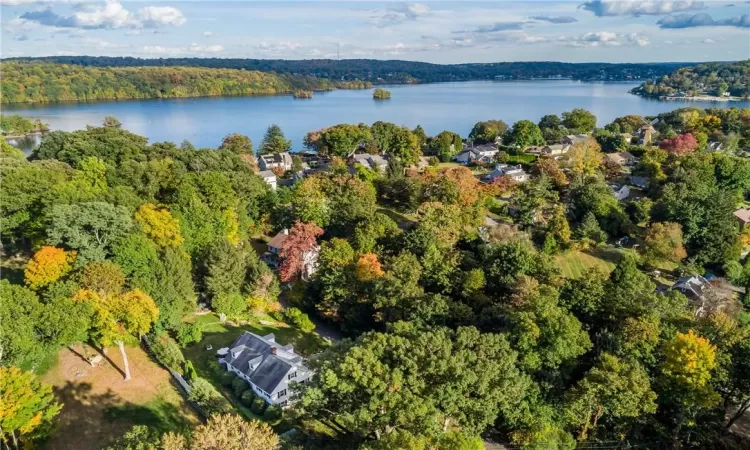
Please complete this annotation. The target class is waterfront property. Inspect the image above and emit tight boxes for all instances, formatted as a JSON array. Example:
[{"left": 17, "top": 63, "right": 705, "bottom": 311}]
[
  {"left": 454, "top": 144, "right": 499, "bottom": 165},
  {"left": 259, "top": 152, "right": 293, "bottom": 172},
  {"left": 221, "top": 332, "right": 313, "bottom": 407},
  {"left": 484, "top": 164, "right": 530, "bottom": 183}
]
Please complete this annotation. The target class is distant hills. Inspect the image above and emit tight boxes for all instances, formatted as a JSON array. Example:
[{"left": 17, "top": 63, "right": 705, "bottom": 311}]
[{"left": 4, "top": 56, "right": 699, "bottom": 84}]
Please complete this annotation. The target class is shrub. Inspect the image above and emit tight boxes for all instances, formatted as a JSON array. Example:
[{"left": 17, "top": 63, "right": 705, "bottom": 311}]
[
  {"left": 221, "top": 371, "right": 237, "bottom": 387},
  {"left": 250, "top": 397, "right": 268, "bottom": 415},
  {"left": 267, "top": 301, "right": 282, "bottom": 313},
  {"left": 189, "top": 377, "right": 231, "bottom": 415},
  {"left": 207, "top": 360, "right": 223, "bottom": 376},
  {"left": 246, "top": 295, "right": 267, "bottom": 314},
  {"left": 183, "top": 360, "right": 197, "bottom": 381},
  {"left": 264, "top": 404, "right": 283, "bottom": 422},
  {"left": 232, "top": 376, "right": 248, "bottom": 397},
  {"left": 148, "top": 331, "right": 184, "bottom": 372},
  {"left": 176, "top": 322, "right": 202, "bottom": 346},
  {"left": 212, "top": 292, "right": 246, "bottom": 317},
  {"left": 285, "top": 307, "right": 315, "bottom": 333},
  {"left": 241, "top": 389, "right": 256, "bottom": 406}
]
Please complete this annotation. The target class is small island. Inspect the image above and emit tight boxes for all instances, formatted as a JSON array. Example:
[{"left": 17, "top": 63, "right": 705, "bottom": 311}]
[
  {"left": 0, "top": 114, "right": 49, "bottom": 138},
  {"left": 373, "top": 88, "right": 391, "bottom": 100},
  {"left": 293, "top": 90, "right": 313, "bottom": 99}
]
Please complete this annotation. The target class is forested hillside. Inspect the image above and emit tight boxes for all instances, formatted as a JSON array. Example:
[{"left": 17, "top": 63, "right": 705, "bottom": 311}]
[
  {"left": 633, "top": 60, "right": 750, "bottom": 98},
  {"left": 0, "top": 62, "right": 370, "bottom": 103},
  {"left": 6, "top": 56, "right": 692, "bottom": 83}
]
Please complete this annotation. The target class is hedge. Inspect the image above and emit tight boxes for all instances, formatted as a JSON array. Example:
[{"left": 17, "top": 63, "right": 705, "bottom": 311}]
[
  {"left": 250, "top": 397, "right": 268, "bottom": 415},
  {"left": 241, "top": 389, "right": 256, "bottom": 407},
  {"left": 232, "top": 376, "right": 248, "bottom": 397}
]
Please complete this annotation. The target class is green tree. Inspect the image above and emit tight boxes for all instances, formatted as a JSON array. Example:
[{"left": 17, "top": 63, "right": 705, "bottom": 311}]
[
  {"left": 505, "top": 120, "right": 545, "bottom": 149},
  {"left": 258, "top": 125, "right": 291, "bottom": 155},
  {"left": 205, "top": 240, "right": 247, "bottom": 298},
  {"left": 642, "top": 222, "right": 687, "bottom": 267},
  {"left": 46, "top": 202, "right": 133, "bottom": 265},
  {"left": 0, "top": 366, "right": 62, "bottom": 450},
  {"left": 564, "top": 353, "right": 657, "bottom": 440},
  {"left": 468, "top": 120, "right": 508, "bottom": 144},
  {"left": 212, "top": 293, "right": 246, "bottom": 317},
  {"left": 562, "top": 109, "right": 597, "bottom": 134}
]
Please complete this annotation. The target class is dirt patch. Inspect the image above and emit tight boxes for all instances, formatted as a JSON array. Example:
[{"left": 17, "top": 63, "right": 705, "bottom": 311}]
[{"left": 41, "top": 345, "right": 199, "bottom": 450}]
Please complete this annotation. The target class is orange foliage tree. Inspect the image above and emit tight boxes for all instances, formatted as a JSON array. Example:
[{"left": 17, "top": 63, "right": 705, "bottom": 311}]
[
  {"left": 24, "top": 246, "right": 76, "bottom": 290},
  {"left": 354, "top": 253, "right": 385, "bottom": 282}
]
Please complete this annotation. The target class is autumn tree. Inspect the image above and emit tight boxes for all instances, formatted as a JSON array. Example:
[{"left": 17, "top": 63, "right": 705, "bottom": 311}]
[
  {"left": 354, "top": 253, "right": 385, "bottom": 282},
  {"left": 660, "top": 133, "right": 697, "bottom": 157},
  {"left": 661, "top": 330, "right": 720, "bottom": 409},
  {"left": 75, "top": 289, "right": 159, "bottom": 380},
  {"left": 259, "top": 124, "right": 292, "bottom": 155},
  {"left": 135, "top": 203, "right": 184, "bottom": 247},
  {"left": 78, "top": 260, "right": 126, "bottom": 296},
  {"left": 567, "top": 138, "right": 603, "bottom": 176},
  {"left": 279, "top": 221, "right": 324, "bottom": 282},
  {"left": 190, "top": 414, "right": 279, "bottom": 450},
  {"left": 0, "top": 366, "right": 62, "bottom": 450},
  {"left": 24, "top": 246, "right": 76, "bottom": 290},
  {"left": 642, "top": 222, "right": 687, "bottom": 267}
]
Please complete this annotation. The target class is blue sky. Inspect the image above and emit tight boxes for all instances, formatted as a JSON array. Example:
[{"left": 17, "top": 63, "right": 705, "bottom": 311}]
[{"left": 2, "top": 1, "right": 748, "bottom": 62}]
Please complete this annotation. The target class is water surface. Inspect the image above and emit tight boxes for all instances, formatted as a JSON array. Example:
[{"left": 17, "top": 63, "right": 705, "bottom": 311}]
[{"left": 5, "top": 80, "right": 749, "bottom": 151}]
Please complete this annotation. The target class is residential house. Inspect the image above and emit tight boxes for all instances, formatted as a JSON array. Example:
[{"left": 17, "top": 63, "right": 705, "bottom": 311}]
[
  {"left": 610, "top": 184, "right": 630, "bottom": 201},
  {"left": 562, "top": 134, "right": 591, "bottom": 145},
  {"left": 259, "top": 152, "right": 294, "bottom": 172},
  {"left": 605, "top": 151, "right": 636, "bottom": 166},
  {"left": 259, "top": 170, "right": 278, "bottom": 191},
  {"left": 262, "top": 229, "right": 320, "bottom": 280},
  {"left": 734, "top": 208, "right": 750, "bottom": 230},
  {"left": 454, "top": 144, "right": 498, "bottom": 165},
  {"left": 671, "top": 275, "right": 711, "bottom": 300},
  {"left": 484, "top": 164, "right": 530, "bottom": 183},
  {"left": 629, "top": 175, "right": 650, "bottom": 189},
  {"left": 638, "top": 124, "right": 655, "bottom": 146},
  {"left": 222, "top": 332, "right": 313, "bottom": 407},
  {"left": 350, "top": 153, "right": 388, "bottom": 173},
  {"left": 542, "top": 144, "right": 570, "bottom": 156}
]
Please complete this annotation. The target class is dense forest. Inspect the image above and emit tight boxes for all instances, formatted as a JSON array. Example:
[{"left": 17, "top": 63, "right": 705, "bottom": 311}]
[
  {"left": 5, "top": 56, "right": 694, "bottom": 83},
  {"left": 0, "top": 62, "right": 370, "bottom": 104},
  {"left": 2, "top": 106, "right": 750, "bottom": 450},
  {"left": 633, "top": 60, "right": 750, "bottom": 99}
]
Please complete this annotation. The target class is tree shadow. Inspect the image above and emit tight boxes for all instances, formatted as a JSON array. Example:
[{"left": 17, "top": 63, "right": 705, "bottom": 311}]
[
  {"left": 105, "top": 399, "right": 191, "bottom": 435},
  {"left": 91, "top": 344, "right": 127, "bottom": 379},
  {"left": 586, "top": 246, "right": 627, "bottom": 265}
]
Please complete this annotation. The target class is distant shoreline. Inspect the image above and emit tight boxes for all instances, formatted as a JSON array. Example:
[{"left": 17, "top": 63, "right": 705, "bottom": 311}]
[{"left": 655, "top": 95, "right": 747, "bottom": 102}]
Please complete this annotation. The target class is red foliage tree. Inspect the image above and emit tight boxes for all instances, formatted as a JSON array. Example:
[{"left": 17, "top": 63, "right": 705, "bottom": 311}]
[
  {"left": 660, "top": 133, "right": 697, "bottom": 157},
  {"left": 279, "top": 221, "right": 324, "bottom": 282}
]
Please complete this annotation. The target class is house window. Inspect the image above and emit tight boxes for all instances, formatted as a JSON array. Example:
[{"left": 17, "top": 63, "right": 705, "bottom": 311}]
[
  {"left": 276, "top": 389, "right": 287, "bottom": 398},
  {"left": 287, "top": 372, "right": 297, "bottom": 380}
]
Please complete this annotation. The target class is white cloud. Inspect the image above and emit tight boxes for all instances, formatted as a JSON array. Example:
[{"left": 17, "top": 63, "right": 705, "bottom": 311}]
[
  {"left": 703, "top": 38, "right": 716, "bottom": 43},
  {"left": 17, "top": 0, "right": 186, "bottom": 30},
  {"left": 580, "top": 0, "right": 705, "bottom": 17},
  {"left": 560, "top": 31, "right": 650, "bottom": 47},
  {"left": 202, "top": 31, "right": 213, "bottom": 37},
  {"left": 142, "top": 42, "right": 224, "bottom": 55},
  {"left": 370, "top": 3, "right": 430, "bottom": 28},
  {"left": 0, "top": 0, "right": 74, "bottom": 5}
]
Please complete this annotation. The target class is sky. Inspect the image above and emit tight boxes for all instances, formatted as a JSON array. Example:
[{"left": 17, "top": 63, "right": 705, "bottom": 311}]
[{"left": 1, "top": 1, "right": 749, "bottom": 63}]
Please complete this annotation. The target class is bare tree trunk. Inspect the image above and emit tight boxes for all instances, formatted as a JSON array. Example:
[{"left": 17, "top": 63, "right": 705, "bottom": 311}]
[
  {"left": 117, "top": 341, "right": 132, "bottom": 381},
  {"left": 725, "top": 399, "right": 750, "bottom": 430}
]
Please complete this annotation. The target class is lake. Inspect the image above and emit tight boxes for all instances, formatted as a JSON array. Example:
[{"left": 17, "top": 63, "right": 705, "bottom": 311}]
[{"left": 4, "top": 80, "right": 749, "bottom": 152}]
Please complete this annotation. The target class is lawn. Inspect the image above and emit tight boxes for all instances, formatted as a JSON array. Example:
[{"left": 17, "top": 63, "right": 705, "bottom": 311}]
[
  {"left": 182, "top": 313, "right": 328, "bottom": 424},
  {"left": 555, "top": 247, "right": 631, "bottom": 279},
  {"left": 41, "top": 345, "right": 200, "bottom": 450}
]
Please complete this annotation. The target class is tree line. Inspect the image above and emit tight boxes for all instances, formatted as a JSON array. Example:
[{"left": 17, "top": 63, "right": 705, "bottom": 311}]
[
  {"left": 633, "top": 60, "right": 750, "bottom": 98},
  {"left": 6, "top": 56, "right": 693, "bottom": 84},
  {"left": 0, "top": 62, "right": 370, "bottom": 104}
]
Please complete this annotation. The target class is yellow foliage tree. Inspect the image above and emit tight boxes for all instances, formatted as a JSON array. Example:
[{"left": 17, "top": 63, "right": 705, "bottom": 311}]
[
  {"left": 661, "top": 329, "right": 720, "bottom": 408},
  {"left": 135, "top": 203, "right": 184, "bottom": 247},
  {"left": 74, "top": 288, "right": 159, "bottom": 381},
  {"left": 24, "top": 246, "right": 76, "bottom": 290},
  {"left": 567, "top": 138, "right": 603, "bottom": 176},
  {"left": 0, "top": 366, "right": 62, "bottom": 449},
  {"left": 191, "top": 414, "right": 279, "bottom": 450}
]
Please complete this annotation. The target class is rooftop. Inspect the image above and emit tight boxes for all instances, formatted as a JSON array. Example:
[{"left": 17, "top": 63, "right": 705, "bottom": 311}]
[{"left": 226, "top": 332, "right": 308, "bottom": 394}]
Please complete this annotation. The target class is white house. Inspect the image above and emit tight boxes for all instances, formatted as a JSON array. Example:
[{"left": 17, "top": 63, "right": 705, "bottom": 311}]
[
  {"left": 542, "top": 144, "right": 570, "bottom": 156},
  {"left": 350, "top": 153, "right": 388, "bottom": 173},
  {"left": 222, "top": 332, "right": 313, "bottom": 407},
  {"left": 259, "top": 170, "right": 277, "bottom": 190},
  {"left": 262, "top": 229, "right": 320, "bottom": 280},
  {"left": 484, "top": 164, "right": 530, "bottom": 183},
  {"left": 454, "top": 144, "right": 498, "bottom": 165},
  {"left": 259, "top": 152, "right": 293, "bottom": 172},
  {"left": 562, "top": 134, "right": 591, "bottom": 145},
  {"left": 610, "top": 184, "right": 631, "bottom": 201}
]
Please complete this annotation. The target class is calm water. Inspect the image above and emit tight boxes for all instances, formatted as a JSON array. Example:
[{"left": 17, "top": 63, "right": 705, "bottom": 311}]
[{"left": 4, "top": 80, "right": 749, "bottom": 151}]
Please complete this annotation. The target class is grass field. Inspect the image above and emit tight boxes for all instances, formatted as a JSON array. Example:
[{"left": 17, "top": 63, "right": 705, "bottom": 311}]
[
  {"left": 555, "top": 247, "right": 631, "bottom": 279},
  {"left": 42, "top": 345, "right": 200, "bottom": 450}
]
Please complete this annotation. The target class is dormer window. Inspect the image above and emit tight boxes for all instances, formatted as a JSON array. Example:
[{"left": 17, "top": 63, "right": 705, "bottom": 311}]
[{"left": 288, "top": 371, "right": 297, "bottom": 380}]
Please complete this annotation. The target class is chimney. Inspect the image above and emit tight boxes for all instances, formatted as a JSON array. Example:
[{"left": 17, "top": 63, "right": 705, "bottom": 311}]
[{"left": 270, "top": 347, "right": 277, "bottom": 355}]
